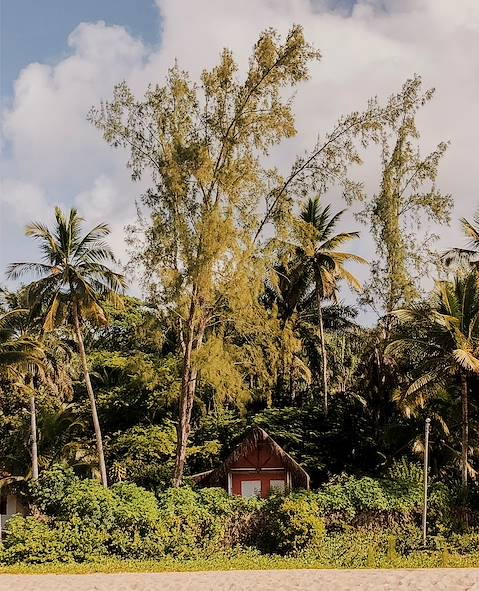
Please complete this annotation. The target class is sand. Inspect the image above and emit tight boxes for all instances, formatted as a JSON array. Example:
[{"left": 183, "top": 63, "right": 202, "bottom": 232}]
[{"left": 1, "top": 569, "right": 479, "bottom": 591}]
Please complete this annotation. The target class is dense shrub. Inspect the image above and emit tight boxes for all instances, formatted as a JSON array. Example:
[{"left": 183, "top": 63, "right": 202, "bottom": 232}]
[
  {"left": 315, "top": 461, "right": 425, "bottom": 527},
  {"left": 31, "top": 466, "right": 118, "bottom": 530},
  {"left": 2, "top": 463, "right": 479, "bottom": 566},
  {"left": 21, "top": 466, "right": 168, "bottom": 562},
  {"left": 3, "top": 468, "right": 261, "bottom": 563},
  {"left": 1, "top": 516, "right": 109, "bottom": 564},
  {"left": 260, "top": 493, "right": 325, "bottom": 554},
  {"left": 156, "top": 487, "right": 237, "bottom": 557}
]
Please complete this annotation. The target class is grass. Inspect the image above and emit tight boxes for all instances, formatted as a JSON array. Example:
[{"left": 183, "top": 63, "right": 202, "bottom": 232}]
[{"left": 1, "top": 551, "right": 479, "bottom": 574}]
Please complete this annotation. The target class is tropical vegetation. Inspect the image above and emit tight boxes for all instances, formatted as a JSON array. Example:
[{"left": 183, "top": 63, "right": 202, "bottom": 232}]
[{"left": 1, "top": 27, "right": 479, "bottom": 566}]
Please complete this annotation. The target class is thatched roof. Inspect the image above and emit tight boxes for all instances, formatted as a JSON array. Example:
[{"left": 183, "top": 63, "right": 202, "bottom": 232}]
[
  {"left": 191, "top": 426, "right": 310, "bottom": 490},
  {"left": 0, "top": 471, "right": 24, "bottom": 490}
]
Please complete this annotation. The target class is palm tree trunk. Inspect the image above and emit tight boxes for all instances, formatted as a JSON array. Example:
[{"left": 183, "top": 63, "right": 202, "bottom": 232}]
[
  {"left": 72, "top": 303, "right": 108, "bottom": 487},
  {"left": 29, "top": 385, "right": 39, "bottom": 480},
  {"left": 316, "top": 290, "right": 328, "bottom": 415},
  {"left": 173, "top": 297, "right": 206, "bottom": 487},
  {"left": 460, "top": 373, "right": 469, "bottom": 487}
]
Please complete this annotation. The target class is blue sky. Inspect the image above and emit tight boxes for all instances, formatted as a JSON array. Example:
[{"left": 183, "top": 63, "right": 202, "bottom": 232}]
[{"left": 1, "top": 0, "right": 161, "bottom": 100}]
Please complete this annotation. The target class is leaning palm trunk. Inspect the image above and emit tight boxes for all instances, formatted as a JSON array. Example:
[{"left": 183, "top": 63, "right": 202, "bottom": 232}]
[
  {"left": 316, "top": 289, "right": 328, "bottom": 415},
  {"left": 173, "top": 298, "right": 206, "bottom": 487},
  {"left": 72, "top": 303, "right": 108, "bottom": 487},
  {"left": 29, "top": 386, "right": 39, "bottom": 480},
  {"left": 460, "top": 373, "right": 469, "bottom": 487}
]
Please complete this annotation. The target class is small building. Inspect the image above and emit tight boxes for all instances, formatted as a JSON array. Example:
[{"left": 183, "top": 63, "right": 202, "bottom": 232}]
[
  {"left": 0, "top": 474, "right": 26, "bottom": 539},
  {"left": 192, "top": 426, "right": 310, "bottom": 498}
]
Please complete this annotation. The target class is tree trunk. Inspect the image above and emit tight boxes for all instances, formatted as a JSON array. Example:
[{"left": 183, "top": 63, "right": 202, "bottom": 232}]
[
  {"left": 316, "top": 289, "right": 328, "bottom": 415},
  {"left": 173, "top": 297, "right": 206, "bottom": 487},
  {"left": 461, "top": 373, "right": 469, "bottom": 488},
  {"left": 72, "top": 303, "right": 108, "bottom": 487},
  {"left": 30, "top": 386, "right": 39, "bottom": 480}
]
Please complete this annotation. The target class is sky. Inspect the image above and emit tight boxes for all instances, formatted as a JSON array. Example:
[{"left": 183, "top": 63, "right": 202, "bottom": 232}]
[{"left": 1, "top": 0, "right": 479, "bottom": 316}]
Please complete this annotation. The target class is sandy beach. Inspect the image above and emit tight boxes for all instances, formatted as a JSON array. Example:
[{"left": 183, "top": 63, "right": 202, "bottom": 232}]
[{"left": 1, "top": 569, "right": 479, "bottom": 591}]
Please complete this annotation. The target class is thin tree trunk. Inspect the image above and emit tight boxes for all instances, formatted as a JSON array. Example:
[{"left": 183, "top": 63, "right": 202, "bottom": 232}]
[
  {"left": 461, "top": 373, "right": 469, "bottom": 488},
  {"left": 316, "top": 289, "right": 328, "bottom": 415},
  {"left": 29, "top": 384, "right": 39, "bottom": 480},
  {"left": 173, "top": 297, "right": 206, "bottom": 487},
  {"left": 72, "top": 303, "right": 108, "bottom": 487}
]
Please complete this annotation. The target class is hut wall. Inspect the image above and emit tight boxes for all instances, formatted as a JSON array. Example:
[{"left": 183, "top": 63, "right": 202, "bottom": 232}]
[{"left": 231, "top": 471, "right": 286, "bottom": 498}]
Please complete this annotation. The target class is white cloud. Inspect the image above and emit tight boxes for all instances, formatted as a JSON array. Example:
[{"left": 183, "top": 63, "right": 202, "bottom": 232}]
[
  {"left": 1, "top": 0, "right": 478, "bottom": 312},
  {"left": 0, "top": 179, "right": 51, "bottom": 224},
  {"left": 2, "top": 21, "right": 147, "bottom": 187},
  {"left": 73, "top": 173, "right": 137, "bottom": 266}
]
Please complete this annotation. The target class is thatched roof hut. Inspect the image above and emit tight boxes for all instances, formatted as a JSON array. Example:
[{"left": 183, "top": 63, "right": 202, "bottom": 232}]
[{"left": 191, "top": 426, "right": 310, "bottom": 496}]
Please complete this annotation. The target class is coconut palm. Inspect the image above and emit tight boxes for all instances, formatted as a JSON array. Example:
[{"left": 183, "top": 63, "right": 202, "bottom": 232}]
[
  {"left": 264, "top": 265, "right": 359, "bottom": 406},
  {"left": 7, "top": 207, "right": 127, "bottom": 486},
  {"left": 293, "top": 197, "right": 366, "bottom": 413},
  {"left": 443, "top": 213, "right": 479, "bottom": 267},
  {"left": 0, "top": 294, "right": 45, "bottom": 479},
  {"left": 387, "top": 272, "right": 479, "bottom": 487}
]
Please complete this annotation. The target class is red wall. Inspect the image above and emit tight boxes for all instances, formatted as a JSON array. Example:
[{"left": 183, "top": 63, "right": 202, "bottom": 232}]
[
  {"left": 228, "top": 441, "right": 287, "bottom": 497},
  {"left": 231, "top": 472, "right": 286, "bottom": 498}
]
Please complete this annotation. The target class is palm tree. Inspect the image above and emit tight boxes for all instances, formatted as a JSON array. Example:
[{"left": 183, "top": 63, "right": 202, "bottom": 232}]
[
  {"left": 293, "top": 197, "right": 366, "bottom": 413},
  {"left": 7, "top": 207, "right": 126, "bottom": 486},
  {"left": 1, "top": 288, "right": 73, "bottom": 480},
  {"left": 443, "top": 213, "right": 479, "bottom": 267},
  {"left": 387, "top": 272, "right": 479, "bottom": 487},
  {"left": 264, "top": 265, "right": 359, "bottom": 406},
  {"left": 0, "top": 296, "right": 45, "bottom": 479}
]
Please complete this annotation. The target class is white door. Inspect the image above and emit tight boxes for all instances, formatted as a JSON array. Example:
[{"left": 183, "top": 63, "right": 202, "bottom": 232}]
[{"left": 241, "top": 480, "right": 261, "bottom": 498}]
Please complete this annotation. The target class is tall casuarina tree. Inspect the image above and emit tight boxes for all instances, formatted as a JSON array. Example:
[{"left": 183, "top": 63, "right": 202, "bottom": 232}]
[
  {"left": 8, "top": 207, "right": 126, "bottom": 486},
  {"left": 90, "top": 26, "right": 424, "bottom": 485}
]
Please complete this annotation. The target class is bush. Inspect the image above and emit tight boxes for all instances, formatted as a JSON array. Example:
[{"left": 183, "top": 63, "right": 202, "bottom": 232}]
[
  {"left": 311, "top": 528, "right": 389, "bottom": 567},
  {"left": 25, "top": 466, "right": 169, "bottom": 561},
  {"left": 316, "top": 464, "right": 424, "bottom": 528},
  {"left": 260, "top": 493, "right": 325, "bottom": 555},
  {"left": 445, "top": 531, "right": 479, "bottom": 554},
  {"left": 1, "top": 463, "right": 478, "bottom": 566},
  {"left": 31, "top": 466, "right": 118, "bottom": 530},
  {"left": 112, "top": 482, "right": 162, "bottom": 534},
  {"left": 155, "top": 486, "right": 258, "bottom": 557},
  {"left": 1, "top": 516, "right": 108, "bottom": 564}
]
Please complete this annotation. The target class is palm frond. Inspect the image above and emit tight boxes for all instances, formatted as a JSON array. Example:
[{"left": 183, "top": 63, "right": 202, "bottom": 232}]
[
  {"left": 461, "top": 217, "right": 479, "bottom": 246},
  {"left": 452, "top": 349, "right": 479, "bottom": 373},
  {"left": 406, "top": 369, "right": 443, "bottom": 397},
  {"left": 441, "top": 247, "right": 478, "bottom": 267},
  {"left": 320, "top": 232, "right": 360, "bottom": 251},
  {"left": 336, "top": 267, "right": 362, "bottom": 291},
  {"left": 6, "top": 262, "right": 55, "bottom": 281}
]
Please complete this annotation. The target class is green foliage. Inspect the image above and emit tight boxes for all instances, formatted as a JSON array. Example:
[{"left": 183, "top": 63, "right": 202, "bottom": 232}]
[
  {"left": 357, "top": 75, "right": 451, "bottom": 314},
  {"left": 1, "top": 516, "right": 109, "bottom": 564},
  {"left": 388, "top": 271, "right": 479, "bottom": 485},
  {"left": 260, "top": 493, "right": 325, "bottom": 554},
  {"left": 4, "top": 546, "right": 479, "bottom": 574},
  {"left": 5, "top": 469, "right": 260, "bottom": 563},
  {"left": 316, "top": 465, "right": 424, "bottom": 524},
  {"left": 108, "top": 423, "right": 177, "bottom": 490},
  {"left": 31, "top": 466, "right": 119, "bottom": 530},
  {"left": 154, "top": 486, "right": 256, "bottom": 557},
  {"left": 253, "top": 402, "right": 381, "bottom": 482},
  {"left": 3, "top": 467, "right": 479, "bottom": 567}
]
